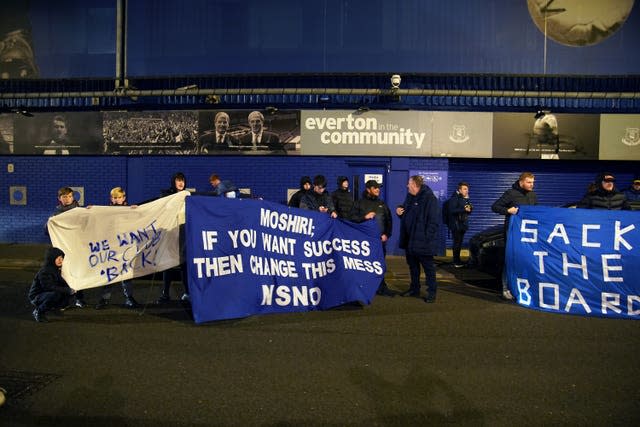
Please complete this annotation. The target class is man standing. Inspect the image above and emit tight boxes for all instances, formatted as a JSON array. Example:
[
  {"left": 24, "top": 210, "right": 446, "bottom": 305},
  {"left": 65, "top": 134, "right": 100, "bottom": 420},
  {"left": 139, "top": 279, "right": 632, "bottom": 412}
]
[
  {"left": 350, "top": 180, "right": 394, "bottom": 296},
  {"left": 288, "top": 176, "right": 312, "bottom": 208},
  {"left": 491, "top": 172, "right": 538, "bottom": 300},
  {"left": 396, "top": 175, "right": 441, "bottom": 303},
  {"left": 300, "top": 175, "right": 337, "bottom": 218},
  {"left": 445, "top": 182, "right": 473, "bottom": 267},
  {"left": 331, "top": 176, "right": 354, "bottom": 219},
  {"left": 578, "top": 172, "right": 631, "bottom": 210}
]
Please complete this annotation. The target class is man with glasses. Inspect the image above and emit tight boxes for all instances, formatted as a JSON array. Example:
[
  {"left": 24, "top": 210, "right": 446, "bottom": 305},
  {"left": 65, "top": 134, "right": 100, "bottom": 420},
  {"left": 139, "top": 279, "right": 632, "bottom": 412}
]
[
  {"left": 578, "top": 172, "right": 631, "bottom": 210},
  {"left": 300, "top": 175, "right": 337, "bottom": 218}
]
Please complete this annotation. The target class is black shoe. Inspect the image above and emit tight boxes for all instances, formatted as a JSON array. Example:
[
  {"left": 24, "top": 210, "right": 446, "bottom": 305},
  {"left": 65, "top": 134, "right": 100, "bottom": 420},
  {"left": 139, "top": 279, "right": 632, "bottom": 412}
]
[
  {"left": 376, "top": 286, "right": 396, "bottom": 297},
  {"left": 95, "top": 298, "right": 109, "bottom": 310},
  {"left": 453, "top": 263, "right": 465, "bottom": 268},
  {"left": 156, "top": 294, "right": 171, "bottom": 304},
  {"left": 400, "top": 289, "right": 420, "bottom": 297},
  {"left": 74, "top": 299, "right": 87, "bottom": 308},
  {"left": 124, "top": 297, "right": 140, "bottom": 309},
  {"left": 33, "top": 308, "right": 48, "bottom": 323},
  {"left": 424, "top": 296, "right": 436, "bottom": 303}
]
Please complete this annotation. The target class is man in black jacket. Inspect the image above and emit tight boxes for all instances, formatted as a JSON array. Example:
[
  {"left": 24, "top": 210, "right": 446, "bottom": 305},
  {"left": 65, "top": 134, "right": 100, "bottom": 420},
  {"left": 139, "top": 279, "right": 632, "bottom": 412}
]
[
  {"left": 445, "top": 182, "right": 473, "bottom": 267},
  {"left": 578, "top": 172, "right": 631, "bottom": 210},
  {"left": 28, "top": 247, "right": 76, "bottom": 322},
  {"left": 396, "top": 175, "right": 441, "bottom": 303},
  {"left": 350, "top": 180, "right": 394, "bottom": 296},
  {"left": 491, "top": 172, "right": 538, "bottom": 300},
  {"left": 288, "top": 176, "right": 312, "bottom": 208},
  {"left": 300, "top": 175, "right": 337, "bottom": 218}
]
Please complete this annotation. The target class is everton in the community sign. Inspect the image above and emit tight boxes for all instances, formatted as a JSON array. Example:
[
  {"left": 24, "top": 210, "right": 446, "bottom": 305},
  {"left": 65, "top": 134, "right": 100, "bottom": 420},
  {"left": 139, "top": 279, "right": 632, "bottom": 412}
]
[
  {"left": 506, "top": 206, "right": 640, "bottom": 319},
  {"left": 186, "top": 196, "right": 385, "bottom": 323}
]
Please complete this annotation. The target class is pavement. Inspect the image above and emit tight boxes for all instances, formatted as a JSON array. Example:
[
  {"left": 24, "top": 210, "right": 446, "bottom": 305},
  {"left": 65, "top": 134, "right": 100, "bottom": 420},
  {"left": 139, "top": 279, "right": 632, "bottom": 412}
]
[{"left": 1, "top": 244, "right": 639, "bottom": 426}]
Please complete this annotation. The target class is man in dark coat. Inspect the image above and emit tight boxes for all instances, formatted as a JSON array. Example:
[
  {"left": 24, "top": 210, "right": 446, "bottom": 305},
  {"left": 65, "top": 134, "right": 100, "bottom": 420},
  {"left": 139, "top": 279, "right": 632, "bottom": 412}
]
[
  {"left": 578, "top": 172, "right": 631, "bottom": 210},
  {"left": 396, "top": 175, "right": 441, "bottom": 303},
  {"left": 28, "top": 247, "right": 76, "bottom": 322},
  {"left": 445, "top": 182, "right": 473, "bottom": 267},
  {"left": 239, "top": 111, "right": 284, "bottom": 153},
  {"left": 491, "top": 171, "right": 538, "bottom": 300},
  {"left": 300, "top": 175, "right": 337, "bottom": 218},
  {"left": 350, "top": 180, "right": 394, "bottom": 296},
  {"left": 331, "top": 176, "right": 354, "bottom": 219},
  {"left": 198, "top": 111, "right": 239, "bottom": 153},
  {"left": 288, "top": 176, "right": 312, "bottom": 208}
]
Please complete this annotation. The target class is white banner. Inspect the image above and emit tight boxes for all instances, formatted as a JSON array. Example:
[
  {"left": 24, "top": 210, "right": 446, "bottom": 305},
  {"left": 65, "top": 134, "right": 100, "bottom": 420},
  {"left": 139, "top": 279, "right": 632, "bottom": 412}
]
[{"left": 47, "top": 192, "right": 189, "bottom": 290}]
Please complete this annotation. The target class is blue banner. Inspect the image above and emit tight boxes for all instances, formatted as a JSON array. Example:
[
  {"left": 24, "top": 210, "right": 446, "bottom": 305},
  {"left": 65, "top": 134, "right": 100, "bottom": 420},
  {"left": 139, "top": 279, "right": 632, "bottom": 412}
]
[
  {"left": 185, "top": 196, "right": 385, "bottom": 323},
  {"left": 506, "top": 206, "right": 640, "bottom": 319}
]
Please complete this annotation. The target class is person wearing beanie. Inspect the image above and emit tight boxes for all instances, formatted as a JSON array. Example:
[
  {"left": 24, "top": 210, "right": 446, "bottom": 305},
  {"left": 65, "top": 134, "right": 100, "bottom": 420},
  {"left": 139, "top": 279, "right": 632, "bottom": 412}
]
[
  {"left": 28, "top": 247, "right": 76, "bottom": 322},
  {"left": 288, "top": 176, "right": 312, "bottom": 208},
  {"left": 578, "top": 172, "right": 631, "bottom": 210},
  {"left": 331, "top": 176, "right": 354, "bottom": 219}
]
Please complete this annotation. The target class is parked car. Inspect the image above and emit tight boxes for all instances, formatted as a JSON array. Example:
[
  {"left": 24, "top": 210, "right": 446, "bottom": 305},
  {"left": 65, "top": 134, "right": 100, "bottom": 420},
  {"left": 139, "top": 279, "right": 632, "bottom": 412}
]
[
  {"left": 468, "top": 203, "right": 582, "bottom": 279},
  {"left": 467, "top": 224, "right": 504, "bottom": 278}
]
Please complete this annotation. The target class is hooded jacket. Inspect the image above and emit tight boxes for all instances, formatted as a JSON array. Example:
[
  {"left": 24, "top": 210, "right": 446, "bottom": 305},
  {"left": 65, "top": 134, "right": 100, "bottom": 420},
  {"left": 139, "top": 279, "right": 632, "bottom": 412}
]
[
  {"left": 288, "top": 176, "right": 312, "bottom": 208},
  {"left": 28, "top": 247, "right": 73, "bottom": 301},
  {"left": 331, "top": 176, "right": 354, "bottom": 219},
  {"left": 397, "top": 184, "right": 440, "bottom": 256},
  {"left": 161, "top": 172, "right": 187, "bottom": 197}
]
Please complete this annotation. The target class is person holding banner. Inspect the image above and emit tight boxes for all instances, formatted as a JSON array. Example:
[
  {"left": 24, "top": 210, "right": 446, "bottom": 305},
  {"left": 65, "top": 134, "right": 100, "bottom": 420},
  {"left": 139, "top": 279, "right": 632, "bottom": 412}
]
[
  {"left": 95, "top": 187, "right": 140, "bottom": 310},
  {"left": 396, "top": 175, "right": 441, "bottom": 303},
  {"left": 300, "top": 175, "right": 337, "bottom": 218},
  {"left": 208, "top": 173, "right": 239, "bottom": 198},
  {"left": 491, "top": 172, "right": 538, "bottom": 300},
  {"left": 46, "top": 186, "right": 87, "bottom": 308},
  {"left": 578, "top": 172, "right": 631, "bottom": 210},
  {"left": 351, "top": 179, "right": 395, "bottom": 296},
  {"left": 623, "top": 176, "right": 640, "bottom": 205},
  {"left": 157, "top": 172, "right": 190, "bottom": 304}
]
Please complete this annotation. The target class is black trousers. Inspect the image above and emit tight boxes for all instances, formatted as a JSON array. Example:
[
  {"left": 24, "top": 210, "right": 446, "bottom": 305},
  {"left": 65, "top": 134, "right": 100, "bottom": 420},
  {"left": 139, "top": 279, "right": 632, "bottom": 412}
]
[
  {"left": 452, "top": 229, "right": 466, "bottom": 264},
  {"left": 405, "top": 253, "right": 437, "bottom": 297}
]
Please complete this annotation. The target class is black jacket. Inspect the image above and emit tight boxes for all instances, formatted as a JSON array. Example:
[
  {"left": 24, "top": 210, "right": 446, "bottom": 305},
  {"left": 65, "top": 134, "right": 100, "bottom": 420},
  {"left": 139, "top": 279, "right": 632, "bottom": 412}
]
[
  {"left": 300, "top": 191, "right": 335, "bottom": 214},
  {"left": 288, "top": 177, "right": 312, "bottom": 208},
  {"left": 492, "top": 180, "right": 538, "bottom": 233},
  {"left": 578, "top": 188, "right": 631, "bottom": 210},
  {"left": 331, "top": 188, "right": 354, "bottom": 219},
  {"left": 445, "top": 191, "right": 472, "bottom": 233},
  {"left": 350, "top": 192, "right": 392, "bottom": 238},
  {"left": 28, "top": 247, "right": 73, "bottom": 301},
  {"left": 397, "top": 185, "right": 440, "bottom": 256}
]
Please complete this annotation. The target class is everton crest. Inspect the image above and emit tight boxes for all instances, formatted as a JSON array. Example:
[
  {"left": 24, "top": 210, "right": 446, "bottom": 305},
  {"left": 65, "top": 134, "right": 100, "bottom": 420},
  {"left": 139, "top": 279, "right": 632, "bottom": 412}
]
[
  {"left": 448, "top": 124, "right": 470, "bottom": 144},
  {"left": 622, "top": 127, "right": 639, "bottom": 146}
]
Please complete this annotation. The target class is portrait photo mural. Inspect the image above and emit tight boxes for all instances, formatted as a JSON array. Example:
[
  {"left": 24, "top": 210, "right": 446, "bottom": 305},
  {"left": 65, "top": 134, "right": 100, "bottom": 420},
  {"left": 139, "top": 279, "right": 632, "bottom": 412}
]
[
  {"left": 197, "top": 110, "right": 300, "bottom": 155},
  {"left": 492, "top": 112, "right": 600, "bottom": 160},
  {"left": 13, "top": 112, "right": 103, "bottom": 155}
]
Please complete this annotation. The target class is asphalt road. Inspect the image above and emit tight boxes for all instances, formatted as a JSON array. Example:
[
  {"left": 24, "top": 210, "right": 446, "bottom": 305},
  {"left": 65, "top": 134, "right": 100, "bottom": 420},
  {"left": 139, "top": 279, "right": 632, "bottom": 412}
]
[{"left": 1, "top": 256, "right": 639, "bottom": 426}]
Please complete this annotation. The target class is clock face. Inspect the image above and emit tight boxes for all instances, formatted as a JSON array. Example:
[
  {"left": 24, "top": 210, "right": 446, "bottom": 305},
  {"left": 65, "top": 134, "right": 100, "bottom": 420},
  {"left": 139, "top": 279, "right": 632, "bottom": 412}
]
[{"left": 527, "top": 0, "right": 635, "bottom": 46}]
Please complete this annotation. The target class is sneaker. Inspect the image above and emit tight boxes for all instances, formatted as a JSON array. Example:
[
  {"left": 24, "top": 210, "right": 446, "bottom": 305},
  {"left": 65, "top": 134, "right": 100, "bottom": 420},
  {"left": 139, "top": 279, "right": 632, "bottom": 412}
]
[
  {"left": 32, "top": 308, "right": 48, "bottom": 323},
  {"left": 502, "top": 290, "right": 514, "bottom": 301},
  {"left": 95, "top": 298, "right": 109, "bottom": 310},
  {"left": 74, "top": 299, "right": 87, "bottom": 308},
  {"left": 180, "top": 293, "right": 191, "bottom": 302},
  {"left": 124, "top": 297, "right": 140, "bottom": 309},
  {"left": 453, "top": 263, "right": 465, "bottom": 268},
  {"left": 156, "top": 294, "right": 171, "bottom": 304},
  {"left": 424, "top": 296, "right": 436, "bottom": 303}
]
